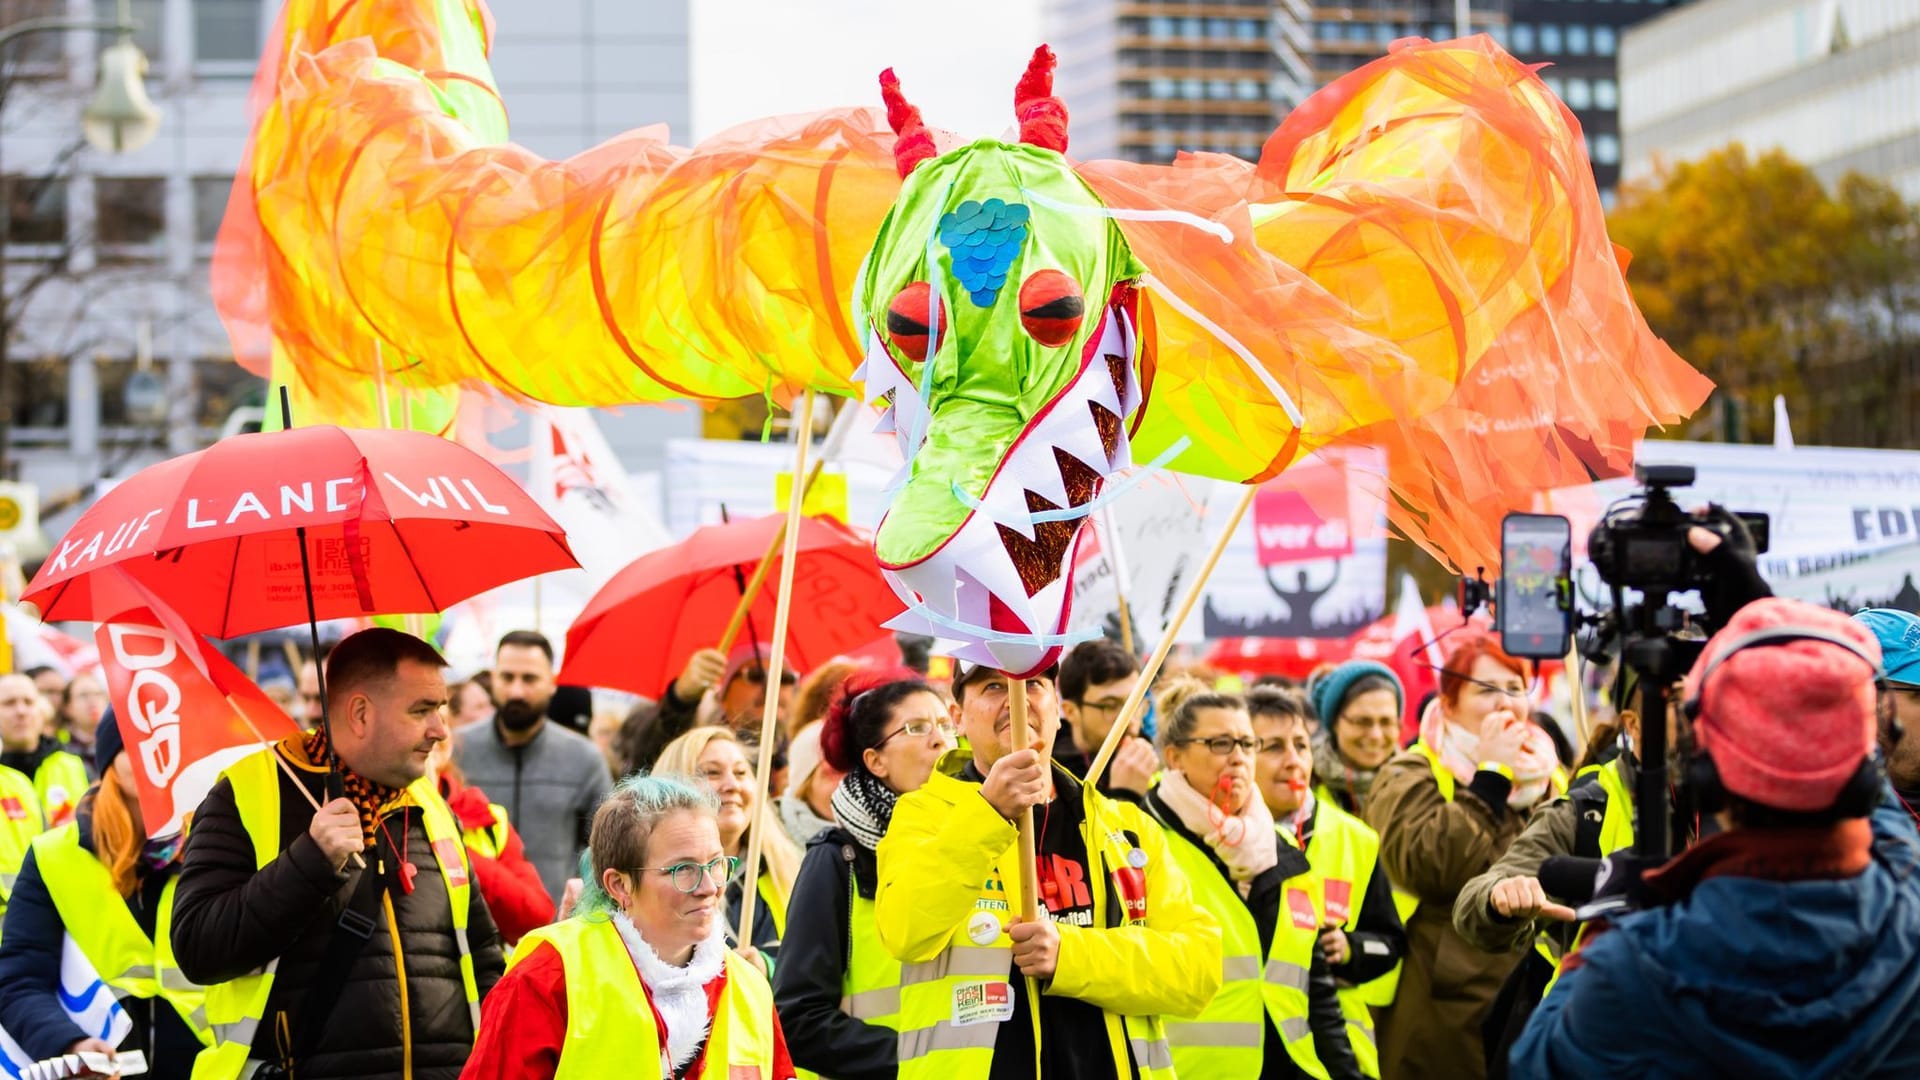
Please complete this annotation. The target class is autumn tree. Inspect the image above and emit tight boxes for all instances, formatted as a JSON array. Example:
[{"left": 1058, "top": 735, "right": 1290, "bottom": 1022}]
[{"left": 1607, "top": 145, "right": 1920, "bottom": 448}]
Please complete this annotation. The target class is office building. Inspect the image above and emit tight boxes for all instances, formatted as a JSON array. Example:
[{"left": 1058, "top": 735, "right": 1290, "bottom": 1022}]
[
  {"left": 1503, "top": 0, "right": 1685, "bottom": 205},
  {"left": 0, "top": 0, "right": 693, "bottom": 547},
  {"left": 1620, "top": 0, "right": 1920, "bottom": 199}
]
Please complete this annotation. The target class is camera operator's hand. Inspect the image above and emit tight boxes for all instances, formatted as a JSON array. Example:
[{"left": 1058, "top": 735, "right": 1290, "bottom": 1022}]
[
  {"left": 1689, "top": 506, "right": 1772, "bottom": 631},
  {"left": 1479, "top": 709, "right": 1528, "bottom": 768}
]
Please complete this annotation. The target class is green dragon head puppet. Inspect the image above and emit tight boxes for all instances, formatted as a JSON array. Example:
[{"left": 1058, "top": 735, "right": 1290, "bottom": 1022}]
[{"left": 858, "top": 48, "right": 1143, "bottom": 677}]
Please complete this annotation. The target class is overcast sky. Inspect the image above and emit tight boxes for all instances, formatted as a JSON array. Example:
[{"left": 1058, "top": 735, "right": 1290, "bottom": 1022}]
[{"left": 690, "top": 0, "right": 1045, "bottom": 141}]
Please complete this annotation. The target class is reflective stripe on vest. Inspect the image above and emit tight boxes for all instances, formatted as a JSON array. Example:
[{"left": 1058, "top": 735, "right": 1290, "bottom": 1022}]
[
  {"left": 1303, "top": 799, "right": 1393, "bottom": 1066},
  {"left": 842, "top": 880, "right": 902, "bottom": 1028},
  {"left": 510, "top": 917, "right": 776, "bottom": 1079},
  {"left": 895, "top": 792, "right": 1173, "bottom": 1080},
  {"left": 190, "top": 748, "right": 479, "bottom": 1080},
  {"left": 1159, "top": 825, "right": 1330, "bottom": 1080},
  {"left": 32, "top": 823, "right": 211, "bottom": 1045}
]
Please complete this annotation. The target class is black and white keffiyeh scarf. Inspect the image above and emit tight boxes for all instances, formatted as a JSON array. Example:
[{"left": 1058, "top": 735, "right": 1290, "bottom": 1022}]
[{"left": 830, "top": 768, "right": 900, "bottom": 851}]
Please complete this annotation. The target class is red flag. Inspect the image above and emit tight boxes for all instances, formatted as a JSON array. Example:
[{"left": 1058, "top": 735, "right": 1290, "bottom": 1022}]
[{"left": 94, "top": 577, "right": 300, "bottom": 838}]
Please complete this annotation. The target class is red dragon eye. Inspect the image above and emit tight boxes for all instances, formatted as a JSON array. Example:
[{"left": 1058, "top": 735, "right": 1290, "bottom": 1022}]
[
  {"left": 1018, "top": 269, "right": 1085, "bottom": 347},
  {"left": 886, "top": 282, "right": 947, "bottom": 362}
]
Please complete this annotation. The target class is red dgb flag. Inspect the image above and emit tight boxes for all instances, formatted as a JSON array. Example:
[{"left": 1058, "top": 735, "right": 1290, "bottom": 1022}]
[{"left": 95, "top": 582, "right": 299, "bottom": 838}]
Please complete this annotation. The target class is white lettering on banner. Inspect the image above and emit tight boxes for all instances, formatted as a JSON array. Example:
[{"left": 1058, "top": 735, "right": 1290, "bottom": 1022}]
[
  {"left": 47, "top": 509, "right": 162, "bottom": 573},
  {"left": 188, "top": 480, "right": 360, "bottom": 529},
  {"left": 380, "top": 473, "right": 512, "bottom": 516},
  {"left": 226, "top": 491, "right": 272, "bottom": 526},
  {"left": 462, "top": 479, "right": 509, "bottom": 514},
  {"left": 281, "top": 482, "right": 314, "bottom": 516},
  {"left": 385, "top": 474, "right": 448, "bottom": 510},
  {"left": 105, "top": 625, "right": 183, "bottom": 789}
]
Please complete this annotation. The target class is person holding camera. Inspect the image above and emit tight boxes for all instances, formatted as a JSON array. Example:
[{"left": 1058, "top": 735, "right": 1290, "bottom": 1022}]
[{"left": 1512, "top": 598, "right": 1920, "bottom": 1077}]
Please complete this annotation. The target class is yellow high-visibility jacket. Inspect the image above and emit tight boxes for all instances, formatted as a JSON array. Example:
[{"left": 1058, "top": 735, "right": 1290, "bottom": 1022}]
[{"left": 875, "top": 750, "right": 1221, "bottom": 1079}]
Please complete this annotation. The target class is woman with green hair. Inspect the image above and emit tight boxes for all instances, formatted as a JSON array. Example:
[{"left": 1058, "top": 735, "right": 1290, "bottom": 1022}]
[{"left": 463, "top": 774, "right": 796, "bottom": 1079}]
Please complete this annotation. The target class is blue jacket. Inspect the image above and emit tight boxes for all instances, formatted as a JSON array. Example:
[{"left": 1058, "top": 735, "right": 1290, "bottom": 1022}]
[
  {"left": 0, "top": 801, "right": 198, "bottom": 1080},
  {"left": 1512, "top": 792, "right": 1920, "bottom": 1079}
]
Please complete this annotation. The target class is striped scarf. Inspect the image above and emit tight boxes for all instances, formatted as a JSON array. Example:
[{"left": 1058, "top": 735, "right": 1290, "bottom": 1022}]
[
  {"left": 303, "top": 728, "right": 401, "bottom": 847},
  {"left": 829, "top": 768, "right": 899, "bottom": 852}
]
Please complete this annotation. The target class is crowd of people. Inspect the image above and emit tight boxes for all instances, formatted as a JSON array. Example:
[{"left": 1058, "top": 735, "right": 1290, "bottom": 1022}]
[{"left": 2, "top": 581, "right": 1919, "bottom": 1079}]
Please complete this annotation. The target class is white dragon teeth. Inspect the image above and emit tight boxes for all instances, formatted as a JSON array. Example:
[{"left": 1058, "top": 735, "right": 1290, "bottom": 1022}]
[{"left": 979, "top": 476, "right": 1038, "bottom": 541}]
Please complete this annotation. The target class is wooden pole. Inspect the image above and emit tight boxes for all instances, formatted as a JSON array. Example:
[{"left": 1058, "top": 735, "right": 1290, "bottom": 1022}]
[
  {"left": 716, "top": 458, "right": 826, "bottom": 657},
  {"left": 1008, "top": 678, "right": 1039, "bottom": 922},
  {"left": 736, "top": 390, "right": 816, "bottom": 945},
  {"left": 1086, "top": 484, "right": 1258, "bottom": 790}
]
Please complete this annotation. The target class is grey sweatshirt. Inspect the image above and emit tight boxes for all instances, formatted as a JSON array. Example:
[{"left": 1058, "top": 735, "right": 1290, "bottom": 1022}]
[{"left": 453, "top": 718, "right": 614, "bottom": 900}]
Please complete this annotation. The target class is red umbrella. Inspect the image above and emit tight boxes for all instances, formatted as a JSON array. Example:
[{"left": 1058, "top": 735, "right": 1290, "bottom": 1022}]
[
  {"left": 562, "top": 513, "right": 901, "bottom": 698},
  {"left": 25, "top": 426, "right": 578, "bottom": 637}
]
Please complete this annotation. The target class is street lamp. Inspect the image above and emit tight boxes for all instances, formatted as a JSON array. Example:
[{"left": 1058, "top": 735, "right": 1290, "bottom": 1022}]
[
  {"left": 83, "top": 34, "right": 161, "bottom": 154},
  {"left": 0, "top": 0, "right": 160, "bottom": 480}
]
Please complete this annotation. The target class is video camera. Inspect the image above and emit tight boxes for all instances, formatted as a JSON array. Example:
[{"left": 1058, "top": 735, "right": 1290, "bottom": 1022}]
[{"left": 1461, "top": 462, "right": 1771, "bottom": 862}]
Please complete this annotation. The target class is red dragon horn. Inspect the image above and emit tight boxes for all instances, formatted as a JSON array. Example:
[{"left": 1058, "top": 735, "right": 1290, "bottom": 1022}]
[
  {"left": 880, "top": 67, "right": 938, "bottom": 178},
  {"left": 1014, "top": 45, "right": 1069, "bottom": 153}
]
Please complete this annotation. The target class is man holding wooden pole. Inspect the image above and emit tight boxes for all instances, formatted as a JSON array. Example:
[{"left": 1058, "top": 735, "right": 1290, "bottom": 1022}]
[{"left": 873, "top": 660, "right": 1221, "bottom": 1079}]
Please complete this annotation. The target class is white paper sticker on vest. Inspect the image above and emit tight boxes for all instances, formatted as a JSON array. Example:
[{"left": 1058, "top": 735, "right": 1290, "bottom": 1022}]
[
  {"left": 967, "top": 910, "right": 1002, "bottom": 946},
  {"left": 952, "top": 980, "right": 1015, "bottom": 1027}
]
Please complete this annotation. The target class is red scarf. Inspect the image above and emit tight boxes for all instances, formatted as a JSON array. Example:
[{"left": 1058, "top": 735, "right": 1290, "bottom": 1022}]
[{"left": 1644, "top": 818, "right": 1873, "bottom": 902}]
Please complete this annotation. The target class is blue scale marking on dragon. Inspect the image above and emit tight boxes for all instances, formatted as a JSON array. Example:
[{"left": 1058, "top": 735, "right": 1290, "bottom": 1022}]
[{"left": 938, "top": 198, "right": 1031, "bottom": 306}]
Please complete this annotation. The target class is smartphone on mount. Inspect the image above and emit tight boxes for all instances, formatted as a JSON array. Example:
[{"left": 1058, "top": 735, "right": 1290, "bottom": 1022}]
[{"left": 1496, "top": 512, "right": 1574, "bottom": 660}]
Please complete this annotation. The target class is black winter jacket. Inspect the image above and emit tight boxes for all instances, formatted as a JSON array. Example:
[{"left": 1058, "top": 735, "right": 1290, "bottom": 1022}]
[
  {"left": 0, "top": 799, "right": 201, "bottom": 1080},
  {"left": 1145, "top": 790, "right": 1363, "bottom": 1080},
  {"left": 171, "top": 746, "right": 506, "bottom": 1080},
  {"left": 771, "top": 827, "right": 895, "bottom": 1080}
]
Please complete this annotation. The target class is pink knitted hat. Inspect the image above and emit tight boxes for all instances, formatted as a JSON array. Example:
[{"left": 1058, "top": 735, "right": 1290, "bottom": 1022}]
[{"left": 1685, "top": 598, "right": 1881, "bottom": 812}]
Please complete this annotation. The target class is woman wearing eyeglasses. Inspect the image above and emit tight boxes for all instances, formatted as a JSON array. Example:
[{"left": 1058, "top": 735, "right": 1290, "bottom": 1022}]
[
  {"left": 772, "top": 670, "right": 954, "bottom": 1080},
  {"left": 1306, "top": 662, "right": 1406, "bottom": 816},
  {"left": 1143, "top": 681, "right": 1363, "bottom": 1080},
  {"left": 1248, "top": 686, "right": 1404, "bottom": 1079},
  {"left": 463, "top": 774, "right": 796, "bottom": 1079},
  {"left": 655, "top": 728, "right": 802, "bottom": 978},
  {"left": 1362, "top": 637, "right": 1567, "bottom": 1080}
]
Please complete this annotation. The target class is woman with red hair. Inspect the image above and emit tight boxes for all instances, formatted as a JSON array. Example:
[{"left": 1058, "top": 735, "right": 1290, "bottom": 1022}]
[
  {"left": 1362, "top": 636, "right": 1566, "bottom": 1080},
  {"left": 770, "top": 668, "right": 954, "bottom": 1080}
]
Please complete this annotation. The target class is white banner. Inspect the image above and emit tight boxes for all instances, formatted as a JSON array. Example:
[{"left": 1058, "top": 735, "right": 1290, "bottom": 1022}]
[{"left": 1546, "top": 441, "right": 1920, "bottom": 612}]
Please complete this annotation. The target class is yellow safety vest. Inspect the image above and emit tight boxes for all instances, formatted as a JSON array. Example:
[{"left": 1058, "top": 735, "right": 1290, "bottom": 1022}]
[
  {"left": 0, "top": 763, "right": 44, "bottom": 939},
  {"left": 892, "top": 790, "right": 1177, "bottom": 1080},
  {"left": 31, "top": 823, "right": 211, "bottom": 1046},
  {"left": 1541, "top": 757, "right": 1636, "bottom": 997},
  {"left": 1299, "top": 799, "right": 1387, "bottom": 1077},
  {"left": 461, "top": 802, "right": 511, "bottom": 860},
  {"left": 508, "top": 916, "right": 776, "bottom": 1079},
  {"left": 760, "top": 871, "right": 788, "bottom": 939},
  {"left": 189, "top": 747, "right": 480, "bottom": 1080},
  {"left": 33, "top": 750, "right": 90, "bottom": 829},
  {"left": 1158, "top": 824, "right": 1327, "bottom": 1080},
  {"left": 843, "top": 884, "right": 902, "bottom": 1031}
]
